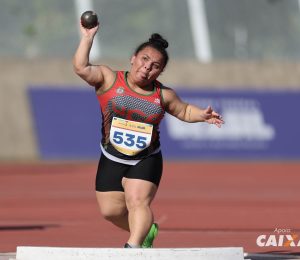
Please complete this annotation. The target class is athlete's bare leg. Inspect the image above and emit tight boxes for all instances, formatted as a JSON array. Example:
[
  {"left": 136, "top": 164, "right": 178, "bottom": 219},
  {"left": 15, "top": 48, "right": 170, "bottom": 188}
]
[
  {"left": 122, "top": 178, "right": 157, "bottom": 246},
  {"left": 96, "top": 191, "right": 129, "bottom": 231}
]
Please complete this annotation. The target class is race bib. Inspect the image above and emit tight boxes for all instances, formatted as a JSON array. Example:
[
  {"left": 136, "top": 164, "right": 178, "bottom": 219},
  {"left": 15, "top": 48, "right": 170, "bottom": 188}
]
[{"left": 110, "top": 117, "right": 153, "bottom": 156}]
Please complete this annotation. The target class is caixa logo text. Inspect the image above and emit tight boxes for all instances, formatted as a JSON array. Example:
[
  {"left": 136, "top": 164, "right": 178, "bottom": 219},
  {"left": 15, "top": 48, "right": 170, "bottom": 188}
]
[{"left": 256, "top": 234, "right": 300, "bottom": 247}]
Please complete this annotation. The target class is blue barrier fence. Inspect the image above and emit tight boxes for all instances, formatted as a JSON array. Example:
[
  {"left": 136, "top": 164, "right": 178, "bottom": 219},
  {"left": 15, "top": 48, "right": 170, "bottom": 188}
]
[{"left": 28, "top": 87, "right": 300, "bottom": 160}]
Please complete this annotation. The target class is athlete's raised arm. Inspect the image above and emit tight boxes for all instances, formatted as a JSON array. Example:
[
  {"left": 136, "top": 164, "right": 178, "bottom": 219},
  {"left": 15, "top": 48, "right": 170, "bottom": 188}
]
[{"left": 72, "top": 22, "right": 114, "bottom": 89}]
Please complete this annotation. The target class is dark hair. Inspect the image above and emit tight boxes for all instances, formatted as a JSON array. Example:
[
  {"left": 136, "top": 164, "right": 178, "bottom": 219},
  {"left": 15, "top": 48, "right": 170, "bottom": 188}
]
[{"left": 134, "top": 33, "right": 169, "bottom": 68}]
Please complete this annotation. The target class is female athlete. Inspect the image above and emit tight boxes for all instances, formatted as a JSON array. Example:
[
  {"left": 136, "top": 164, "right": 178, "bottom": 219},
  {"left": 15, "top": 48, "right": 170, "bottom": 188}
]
[{"left": 73, "top": 21, "right": 224, "bottom": 248}]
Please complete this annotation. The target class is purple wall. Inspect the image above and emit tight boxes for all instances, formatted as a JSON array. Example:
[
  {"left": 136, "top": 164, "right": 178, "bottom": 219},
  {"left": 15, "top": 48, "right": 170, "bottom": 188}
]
[
  {"left": 28, "top": 87, "right": 300, "bottom": 160},
  {"left": 28, "top": 87, "right": 101, "bottom": 159}
]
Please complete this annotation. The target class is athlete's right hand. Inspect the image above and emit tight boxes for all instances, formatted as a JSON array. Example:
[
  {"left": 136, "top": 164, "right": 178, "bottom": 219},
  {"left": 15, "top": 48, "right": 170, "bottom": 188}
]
[{"left": 79, "top": 21, "right": 99, "bottom": 39}]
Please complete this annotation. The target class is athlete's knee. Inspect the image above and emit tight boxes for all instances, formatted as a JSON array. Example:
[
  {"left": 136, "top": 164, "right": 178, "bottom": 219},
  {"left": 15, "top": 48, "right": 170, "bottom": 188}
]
[
  {"left": 100, "top": 204, "right": 127, "bottom": 221},
  {"left": 125, "top": 194, "right": 150, "bottom": 211}
]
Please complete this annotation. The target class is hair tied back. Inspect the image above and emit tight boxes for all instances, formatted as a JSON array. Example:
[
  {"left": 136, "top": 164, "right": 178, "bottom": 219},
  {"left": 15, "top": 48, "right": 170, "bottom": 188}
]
[{"left": 149, "top": 33, "right": 169, "bottom": 49}]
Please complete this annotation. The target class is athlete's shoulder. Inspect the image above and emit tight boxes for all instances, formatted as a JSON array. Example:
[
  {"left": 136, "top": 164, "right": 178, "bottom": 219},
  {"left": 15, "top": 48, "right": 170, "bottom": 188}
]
[
  {"left": 157, "top": 83, "right": 173, "bottom": 93},
  {"left": 95, "top": 67, "right": 117, "bottom": 93},
  {"left": 160, "top": 85, "right": 178, "bottom": 105}
]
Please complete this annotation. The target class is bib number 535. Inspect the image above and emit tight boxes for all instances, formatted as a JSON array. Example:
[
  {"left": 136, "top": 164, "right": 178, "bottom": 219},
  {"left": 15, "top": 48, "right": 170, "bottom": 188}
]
[
  {"left": 110, "top": 117, "right": 153, "bottom": 156},
  {"left": 113, "top": 131, "right": 147, "bottom": 149}
]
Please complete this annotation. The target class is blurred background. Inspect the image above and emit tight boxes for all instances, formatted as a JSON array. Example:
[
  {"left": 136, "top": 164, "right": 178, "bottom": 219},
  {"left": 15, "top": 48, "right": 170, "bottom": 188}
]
[{"left": 1, "top": 0, "right": 300, "bottom": 161}]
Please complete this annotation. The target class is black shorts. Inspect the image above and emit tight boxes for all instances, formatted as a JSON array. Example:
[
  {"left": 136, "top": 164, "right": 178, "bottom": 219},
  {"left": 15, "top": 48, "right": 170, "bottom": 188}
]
[{"left": 95, "top": 151, "right": 163, "bottom": 192}]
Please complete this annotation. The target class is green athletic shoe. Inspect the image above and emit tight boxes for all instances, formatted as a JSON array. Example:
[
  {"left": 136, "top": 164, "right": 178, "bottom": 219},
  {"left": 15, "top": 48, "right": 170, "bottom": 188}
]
[{"left": 142, "top": 223, "right": 159, "bottom": 248}]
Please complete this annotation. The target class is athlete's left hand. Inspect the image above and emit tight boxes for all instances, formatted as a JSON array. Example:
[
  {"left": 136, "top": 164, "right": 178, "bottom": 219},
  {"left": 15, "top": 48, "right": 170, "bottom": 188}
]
[{"left": 203, "top": 106, "right": 224, "bottom": 128}]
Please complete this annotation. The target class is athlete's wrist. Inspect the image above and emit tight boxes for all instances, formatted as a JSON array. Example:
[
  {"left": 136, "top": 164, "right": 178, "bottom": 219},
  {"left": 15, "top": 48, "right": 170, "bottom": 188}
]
[{"left": 81, "top": 35, "right": 95, "bottom": 43}]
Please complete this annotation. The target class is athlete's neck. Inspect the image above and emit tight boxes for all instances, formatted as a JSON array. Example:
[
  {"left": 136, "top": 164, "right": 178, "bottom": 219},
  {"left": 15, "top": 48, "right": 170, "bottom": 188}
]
[{"left": 126, "top": 72, "right": 154, "bottom": 93}]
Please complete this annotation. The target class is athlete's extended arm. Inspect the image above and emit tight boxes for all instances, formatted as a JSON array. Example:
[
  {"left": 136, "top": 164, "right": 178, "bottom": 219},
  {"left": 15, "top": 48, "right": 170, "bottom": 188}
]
[
  {"left": 72, "top": 22, "right": 113, "bottom": 88},
  {"left": 162, "top": 87, "right": 224, "bottom": 128}
]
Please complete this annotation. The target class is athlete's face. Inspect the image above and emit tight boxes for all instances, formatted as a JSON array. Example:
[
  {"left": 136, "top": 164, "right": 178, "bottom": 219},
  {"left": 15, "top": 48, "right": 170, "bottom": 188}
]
[{"left": 130, "top": 47, "right": 165, "bottom": 86}]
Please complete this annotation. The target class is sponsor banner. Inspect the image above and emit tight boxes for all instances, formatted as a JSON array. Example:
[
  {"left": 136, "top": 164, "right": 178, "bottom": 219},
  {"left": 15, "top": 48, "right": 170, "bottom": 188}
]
[
  {"left": 256, "top": 228, "right": 300, "bottom": 247},
  {"left": 29, "top": 87, "right": 300, "bottom": 160},
  {"left": 159, "top": 89, "right": 300, "bottom": 160}
]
